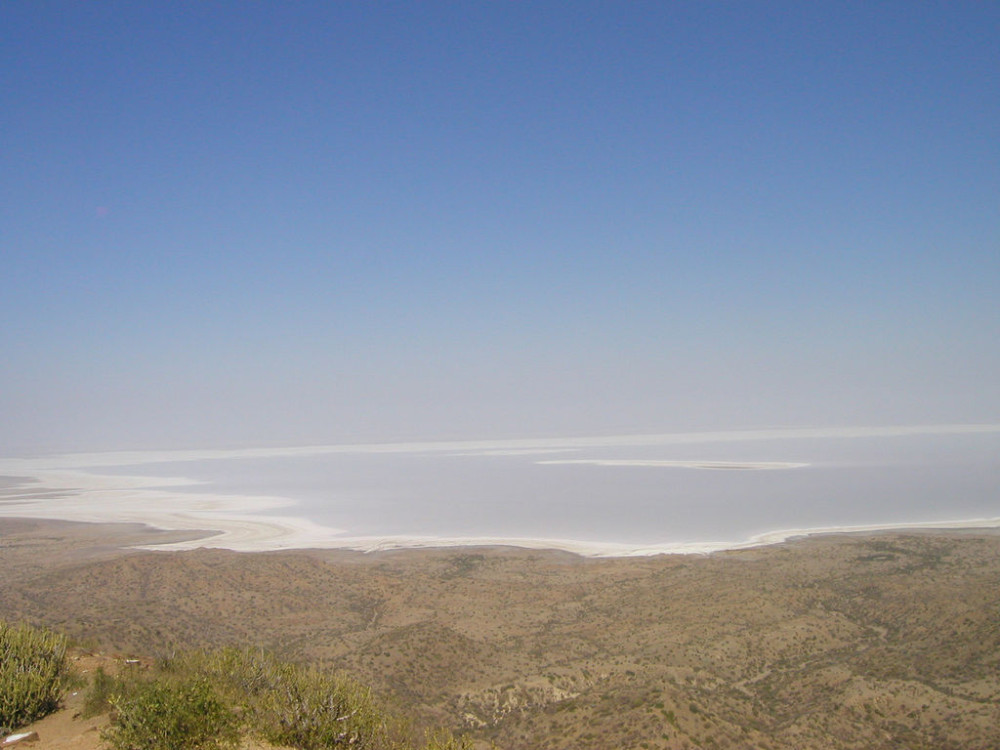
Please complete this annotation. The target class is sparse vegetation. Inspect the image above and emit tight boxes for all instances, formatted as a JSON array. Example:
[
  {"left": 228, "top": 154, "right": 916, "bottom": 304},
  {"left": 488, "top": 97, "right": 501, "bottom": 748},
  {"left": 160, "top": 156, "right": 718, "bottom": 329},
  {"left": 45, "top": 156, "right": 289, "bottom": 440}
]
[
  {"left": 5, "top": 528, "right": 1000, "bottom": 749},
  {"left": 103, "top": 676, "right": 238, "bottom": 750},
  {"left": 84, "top": 645, "right": 473, "bottom": 750},
  {"left": 82, "top": 666, "right": 116, "bottom": 718},
  {"left": 0, "top": 620, "right": 70, "bottom": 734},
  {"left": 175, "top": 647, "right": 385, "bottom": 749},
  {"left": 422, "top": 729, "right": 474, "bottom": 750}
]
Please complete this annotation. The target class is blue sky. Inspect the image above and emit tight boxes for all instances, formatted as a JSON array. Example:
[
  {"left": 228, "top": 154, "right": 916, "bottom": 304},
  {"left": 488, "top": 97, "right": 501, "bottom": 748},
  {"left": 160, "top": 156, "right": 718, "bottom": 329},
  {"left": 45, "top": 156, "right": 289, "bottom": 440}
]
[{"left": 2, "top": 1, "right": 998, "bottom": 452}]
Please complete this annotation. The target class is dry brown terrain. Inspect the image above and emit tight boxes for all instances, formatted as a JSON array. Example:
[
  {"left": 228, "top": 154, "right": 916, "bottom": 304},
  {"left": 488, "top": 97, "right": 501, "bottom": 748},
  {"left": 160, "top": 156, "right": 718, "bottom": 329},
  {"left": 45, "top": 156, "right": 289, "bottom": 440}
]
[{"left": 2, "top": 517, "right": 1000, "bottom": 749}]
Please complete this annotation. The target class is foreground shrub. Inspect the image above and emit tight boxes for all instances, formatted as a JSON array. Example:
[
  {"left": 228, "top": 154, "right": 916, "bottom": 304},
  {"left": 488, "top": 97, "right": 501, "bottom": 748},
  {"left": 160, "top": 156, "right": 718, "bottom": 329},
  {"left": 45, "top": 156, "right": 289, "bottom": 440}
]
[
  {"left": 90, "top": 645, "right": 472, "bottom": 750},
  {"left": 174, "top": 647, "right": 384, "bottom": 749},
  {"left": 81, "top": 666, "right": 116, "bottom": 719},
  {"left": 422, "top": 729, "right": 474, "bottom": 750},
  {"left": 257, "top": 666, "right": 381, "bottom": 748},
  {"left": 0, "top": 621, "right": 69, "bottom": 734},
  {"left": 103, "top": 676, "right": 238, "bottom": 750}
]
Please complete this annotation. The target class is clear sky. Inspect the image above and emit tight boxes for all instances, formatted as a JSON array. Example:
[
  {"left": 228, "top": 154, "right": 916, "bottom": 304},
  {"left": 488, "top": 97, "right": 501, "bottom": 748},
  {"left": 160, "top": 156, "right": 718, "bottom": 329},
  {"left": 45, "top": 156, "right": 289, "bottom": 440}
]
[{"left": 2, "top": 1, "right": 998, "bottom": 453}]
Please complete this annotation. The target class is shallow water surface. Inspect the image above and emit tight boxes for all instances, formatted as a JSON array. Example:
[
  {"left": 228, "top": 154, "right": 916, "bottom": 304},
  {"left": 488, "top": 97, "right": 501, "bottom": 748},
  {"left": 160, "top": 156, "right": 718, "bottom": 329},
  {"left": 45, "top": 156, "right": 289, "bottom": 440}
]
[{"left": 84, "top": 430, "right": 1000, "bottom": 546}]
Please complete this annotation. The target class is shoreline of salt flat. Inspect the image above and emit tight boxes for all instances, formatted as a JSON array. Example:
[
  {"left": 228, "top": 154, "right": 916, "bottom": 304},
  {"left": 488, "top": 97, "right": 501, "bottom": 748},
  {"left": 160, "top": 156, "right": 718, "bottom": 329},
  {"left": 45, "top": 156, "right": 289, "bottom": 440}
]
[
  {"left": 1, "top": 466, "right": 998, "bottom": 557},
  {"left": 3, "top": 497, "right": 1000, "bottom": 557},
  {"left": 1, "top": 423, "right": 998, "bottom": 557}
]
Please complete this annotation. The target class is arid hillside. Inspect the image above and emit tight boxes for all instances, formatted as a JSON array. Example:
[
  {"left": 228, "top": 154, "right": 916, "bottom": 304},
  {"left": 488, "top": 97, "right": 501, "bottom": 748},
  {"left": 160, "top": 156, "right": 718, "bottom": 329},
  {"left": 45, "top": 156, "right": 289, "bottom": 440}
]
[{"left": 2, "top": 518, "right": 999, "bottom": 749}]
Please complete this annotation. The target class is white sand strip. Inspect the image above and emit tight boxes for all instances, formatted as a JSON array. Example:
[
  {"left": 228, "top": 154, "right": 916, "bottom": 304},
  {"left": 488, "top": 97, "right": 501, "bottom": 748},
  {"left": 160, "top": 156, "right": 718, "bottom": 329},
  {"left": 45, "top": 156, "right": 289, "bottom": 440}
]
[
  {"left": 0, "top": 470, "right": 348, "bottom": 550},
  {"left": 537, "top": 459, "right": 809, "bottom": 470},
  {"left": 2, "top": 422, "right": 997, "bottom": 473},
  {"left": 138, "top": 517, "right": 1000, "bottom": 556}
]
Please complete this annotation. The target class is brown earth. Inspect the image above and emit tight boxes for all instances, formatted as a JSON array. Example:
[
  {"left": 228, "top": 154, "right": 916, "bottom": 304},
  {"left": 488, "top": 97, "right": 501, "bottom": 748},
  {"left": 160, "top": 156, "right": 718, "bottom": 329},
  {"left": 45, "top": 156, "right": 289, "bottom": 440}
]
[{"left": 2, "top": 517, "right": 1000, "bottom": 749}]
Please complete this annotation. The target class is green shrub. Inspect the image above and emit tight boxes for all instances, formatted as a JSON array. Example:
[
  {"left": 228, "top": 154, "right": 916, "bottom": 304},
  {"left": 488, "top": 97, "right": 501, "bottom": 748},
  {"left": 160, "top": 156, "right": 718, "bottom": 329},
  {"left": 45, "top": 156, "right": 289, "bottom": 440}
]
[
  {"left": 422, "top": 729, "right": 474, "bottom": 750},
  {"left": 81, "top": 666, "right": 116, "bottom": 719},
  {"left": 103, "top": 676, "right": 238, "bottom": 750},
  {"left": 60, "top": 641, "right": 466, "bottom": 750},
  {"left": 0, "top": 621, "right": 70, "bottom": 734},
  {"left": 177, "top": 647, "right": 384, "bottom": 749},
  {"left": 256, "top": 666, "right": 381, "bottom": 749}
]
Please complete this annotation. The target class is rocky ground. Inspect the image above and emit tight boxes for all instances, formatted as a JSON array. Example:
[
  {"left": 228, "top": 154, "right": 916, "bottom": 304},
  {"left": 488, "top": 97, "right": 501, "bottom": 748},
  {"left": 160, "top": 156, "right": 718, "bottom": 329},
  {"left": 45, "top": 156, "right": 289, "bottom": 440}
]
[{"left": 2, "top": 518, "right": 1000, "bottom": 749}]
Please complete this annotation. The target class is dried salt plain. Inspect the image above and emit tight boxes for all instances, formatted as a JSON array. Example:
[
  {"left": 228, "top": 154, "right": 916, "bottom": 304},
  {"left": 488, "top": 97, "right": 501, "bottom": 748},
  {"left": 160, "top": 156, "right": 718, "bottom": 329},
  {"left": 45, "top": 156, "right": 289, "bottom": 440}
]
[{"left": 1, "top": 424, "right": 998, "bottom": 556}]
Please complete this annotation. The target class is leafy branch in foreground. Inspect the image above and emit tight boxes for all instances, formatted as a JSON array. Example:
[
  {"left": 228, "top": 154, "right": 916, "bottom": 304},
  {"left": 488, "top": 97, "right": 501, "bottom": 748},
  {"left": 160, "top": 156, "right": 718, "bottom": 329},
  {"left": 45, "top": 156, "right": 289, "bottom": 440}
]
[{"left": 0, "top": 620, "right": 70, "bottom": 735}]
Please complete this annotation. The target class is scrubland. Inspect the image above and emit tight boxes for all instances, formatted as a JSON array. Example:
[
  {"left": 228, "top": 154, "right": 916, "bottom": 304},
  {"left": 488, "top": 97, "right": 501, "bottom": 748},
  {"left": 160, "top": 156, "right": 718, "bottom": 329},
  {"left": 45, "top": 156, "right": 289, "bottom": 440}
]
[{"left": 2, "top": 519, "right": 999, "bottom": 748}]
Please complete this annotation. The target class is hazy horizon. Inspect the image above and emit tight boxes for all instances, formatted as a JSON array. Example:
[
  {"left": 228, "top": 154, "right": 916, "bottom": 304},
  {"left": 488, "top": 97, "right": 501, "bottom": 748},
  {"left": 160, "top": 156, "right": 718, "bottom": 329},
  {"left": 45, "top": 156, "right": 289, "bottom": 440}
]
[
  {"left": 2, "top": 424, "right": 998, "bottom": 553},
  {"left": 3, "top": 3, "right": 998, "bottom": 456}
]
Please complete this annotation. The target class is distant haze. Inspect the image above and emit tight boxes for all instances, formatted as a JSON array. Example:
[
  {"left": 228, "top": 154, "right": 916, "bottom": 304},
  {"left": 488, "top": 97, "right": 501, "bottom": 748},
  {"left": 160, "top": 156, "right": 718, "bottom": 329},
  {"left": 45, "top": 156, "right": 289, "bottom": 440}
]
[
  {"left": 2, "top": 3, "right": 997, "bottom": 455},
  {"left": 1, "top": 426, "right": 998, "bottom": 553}
]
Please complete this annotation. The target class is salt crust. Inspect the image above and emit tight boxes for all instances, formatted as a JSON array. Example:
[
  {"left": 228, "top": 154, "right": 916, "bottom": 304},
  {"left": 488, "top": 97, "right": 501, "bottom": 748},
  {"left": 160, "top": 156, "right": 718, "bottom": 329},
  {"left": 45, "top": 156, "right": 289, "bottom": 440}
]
[{"left": 1, "top": 424, "right": 998, "bottom": 557}]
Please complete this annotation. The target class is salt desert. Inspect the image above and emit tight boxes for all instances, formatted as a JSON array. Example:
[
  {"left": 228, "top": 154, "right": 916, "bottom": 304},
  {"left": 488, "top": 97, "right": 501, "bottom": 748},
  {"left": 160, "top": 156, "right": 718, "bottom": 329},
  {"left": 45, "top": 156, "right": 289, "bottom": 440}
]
[{"left": 2, "top": 423, "right": 997, "bottom": 556}]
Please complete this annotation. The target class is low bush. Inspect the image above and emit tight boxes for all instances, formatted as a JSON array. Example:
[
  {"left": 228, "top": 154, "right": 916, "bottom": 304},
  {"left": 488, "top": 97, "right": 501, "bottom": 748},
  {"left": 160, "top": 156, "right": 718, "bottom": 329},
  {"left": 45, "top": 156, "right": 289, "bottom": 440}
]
[
  {"left": 422, "top": 729, "right": 474, "bottom": 750},
  {"left": 0, "top": 621, "right": 70, "bottom": 734},
  {"left": 103, "top": 676, "right": 238, "bottom": 750},
  {"left": 166, "top": 647, "right": 384, "bottom": 749},
  {"left": 81, "top": 666, "right": 116, "bottom": 719},
  {"left": 37, "top": 637, "right": 471, "bottom": 750}
]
